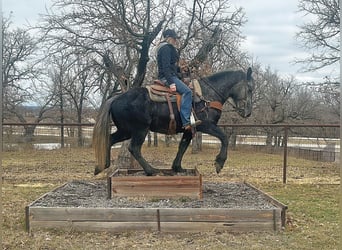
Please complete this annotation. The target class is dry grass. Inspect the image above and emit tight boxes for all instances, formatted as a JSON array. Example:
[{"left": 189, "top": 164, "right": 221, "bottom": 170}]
[{"left": 2, "top": 144, "right": 340, "bottom": 250}]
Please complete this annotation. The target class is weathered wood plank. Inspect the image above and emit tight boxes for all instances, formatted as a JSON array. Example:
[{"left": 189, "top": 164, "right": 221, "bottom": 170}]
[
  {"left": 114, "top": 169, "right": 199, "bottom": 176},
  {"left": 29, "top": 207, "right": 281, "bottom": 223},
  {"left": 112, "top": 186, "right": 200, "bottom": 192},
  {"left": 244, "top": 182, "right": 287, "bottom": 228},
  {"left": 30, "top": 221, "right": 158, "bottom": 232},
  {"left": 26, "top": 181, "right": 285, "bottom": 233},
  {"left": 159, "top": 208, "right": 281, "bottom": 222},
  {"left": 113, "top": 176, "right": 200, "bottom": 182},
  {"left": 29, "top": 207, "right": 158, "bottom": 222},
  {"left": 29, "top": 220, "right": 277, "bottom": 233},
  {"left": 112, "top": 187, "right": 200, "bottom": 197},
  {"left": 112, "top": 183, "right": 199, "bottom": 189},
  {"left": 110, "top": 168, "right": 202, "bottom": 199},
  {"left": 159, "top": 221, "right": 277, "bottom": 232}
]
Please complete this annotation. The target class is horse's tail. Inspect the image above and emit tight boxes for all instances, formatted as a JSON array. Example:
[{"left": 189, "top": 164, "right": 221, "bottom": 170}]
[{"left": 93, "top": 96, "right": 115, "bottom": 175}]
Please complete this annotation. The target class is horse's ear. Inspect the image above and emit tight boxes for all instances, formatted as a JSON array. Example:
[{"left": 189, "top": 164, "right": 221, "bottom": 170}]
[{"left": 246, "top": 67, "right": 252, "bottom": 81}]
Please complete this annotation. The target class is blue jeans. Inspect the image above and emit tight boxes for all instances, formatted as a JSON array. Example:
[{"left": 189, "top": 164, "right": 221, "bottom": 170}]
[{"left": 168, "top": 76, "right": 192, "bottom": 126}]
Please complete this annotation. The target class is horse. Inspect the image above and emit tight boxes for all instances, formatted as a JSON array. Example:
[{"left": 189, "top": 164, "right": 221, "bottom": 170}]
[{"left": 93, "top": 67, "right": 254, "bottom": 176}]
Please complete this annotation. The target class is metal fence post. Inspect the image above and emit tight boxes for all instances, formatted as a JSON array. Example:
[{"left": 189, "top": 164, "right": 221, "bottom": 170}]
[{"left": 283, "top": 126, "right": 288, "bottom": 184}]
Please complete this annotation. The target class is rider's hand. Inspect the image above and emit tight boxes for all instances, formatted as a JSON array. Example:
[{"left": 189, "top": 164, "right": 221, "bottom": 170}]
[{"left": 170, "top": 83, "right": 176, "bottom": 92}]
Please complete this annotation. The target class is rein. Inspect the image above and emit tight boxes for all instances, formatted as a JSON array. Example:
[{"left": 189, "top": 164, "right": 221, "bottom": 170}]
[
  {"left": 196, "top": 77, "right": 225, "bottom": 112},
  {"left": 200, "top": 77, "right": 226, "bottom": 104}
]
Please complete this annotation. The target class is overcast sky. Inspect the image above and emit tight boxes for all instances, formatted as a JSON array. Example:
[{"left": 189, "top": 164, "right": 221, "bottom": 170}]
[
  {"left": 230, "top": 0, "right": 336, "bottom": 82},
  {"left": 3, "top": 0, "right": 336, "bottom": 83}
]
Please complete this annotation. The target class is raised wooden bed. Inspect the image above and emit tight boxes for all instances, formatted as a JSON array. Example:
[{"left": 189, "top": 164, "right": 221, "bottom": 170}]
[
  {"left": 27, "top": 207, "right": 282, "bottom": 233},
  {"left": 108, "top": 168, "right": 202, "bottom": 199},
  {"left": 25, "top": 181, "right": 287, "bottom": 233}
]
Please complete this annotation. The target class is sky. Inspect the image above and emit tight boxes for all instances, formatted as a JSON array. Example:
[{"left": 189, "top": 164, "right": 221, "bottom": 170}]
[
  {"left": 3, "top": 0, "right": 337, "bottom": 83},
  {"left": 230, "top": 0, "right": 337, "bottom": 82}
]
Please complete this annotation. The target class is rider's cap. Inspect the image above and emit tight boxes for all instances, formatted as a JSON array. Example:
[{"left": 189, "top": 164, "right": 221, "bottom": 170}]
[{"left": 162, "top": 29, "right": 180, "bottom": 39}]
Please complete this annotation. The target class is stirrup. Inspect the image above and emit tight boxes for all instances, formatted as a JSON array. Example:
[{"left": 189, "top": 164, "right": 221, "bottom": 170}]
[
  {"left": 183, "top": 120, "right": 202, "bottom": 131},
  {"left": 190, "top": 112, "right": 201, "bottom": 127},
  {"left": 191, "top": 120, "right": 202, "bottom": 127}
]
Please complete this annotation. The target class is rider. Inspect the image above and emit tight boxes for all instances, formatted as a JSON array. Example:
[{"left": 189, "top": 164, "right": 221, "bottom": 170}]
[{"left": 157, "top": 29, "right": 201, "bottom": 131}]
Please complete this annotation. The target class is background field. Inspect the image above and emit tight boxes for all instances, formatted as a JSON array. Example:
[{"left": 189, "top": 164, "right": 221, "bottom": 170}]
[{"left": 2, "top": 144, "right": 340, "bottom": 249}]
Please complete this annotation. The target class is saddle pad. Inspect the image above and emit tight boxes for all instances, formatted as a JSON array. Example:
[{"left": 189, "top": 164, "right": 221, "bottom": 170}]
[
  {"left": 145, "top": 85, "right": 177, "bottom": 102},
  {"left": 192, "top": 79, "right": 202, "bottom": 97}
]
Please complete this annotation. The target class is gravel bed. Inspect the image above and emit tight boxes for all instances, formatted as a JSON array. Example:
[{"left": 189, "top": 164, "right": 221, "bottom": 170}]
[{"left": 31, "top": 180, "right": 277, "bottom": 209}]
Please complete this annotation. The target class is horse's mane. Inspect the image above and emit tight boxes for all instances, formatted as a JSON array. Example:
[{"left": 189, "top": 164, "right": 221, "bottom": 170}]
[{"left": 203, "top": 70, "right": 245, "bottom": 82}]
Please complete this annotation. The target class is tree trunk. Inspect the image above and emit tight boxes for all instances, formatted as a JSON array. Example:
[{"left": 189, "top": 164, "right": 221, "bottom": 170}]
[
  {"left": 223, "top": 126, "right": 234, "bottom": 149},
  {"left": 153, "top": 132, "right": 158, "bottom": 147},
  {"left": 23, "top": 125, "right": 35, "bottom": 143},
  {"left": 192, "top": 132, "right": 202, "bottom": 153},
  {"left": 266, "top": 133, "right": 273, "bottom": 146},
  {"left": 147, "top": 132, "right": 152, "bottom": 147},
  {"left": 230, "top": 132, "right": 237, "bottom": 150},
  {"left": 116, "top": 140, "right": 141, "bottom": 170}
]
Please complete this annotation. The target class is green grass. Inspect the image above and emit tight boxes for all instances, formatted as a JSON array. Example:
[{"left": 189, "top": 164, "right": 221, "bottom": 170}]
[{"left": 2, "top": 145, "right": 340, "bottom": 250}]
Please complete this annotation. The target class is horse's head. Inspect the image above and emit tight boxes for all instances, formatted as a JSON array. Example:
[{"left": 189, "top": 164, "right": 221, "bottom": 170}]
[{"left": 228, "top": 67, "right": 254, "bottom": 118}]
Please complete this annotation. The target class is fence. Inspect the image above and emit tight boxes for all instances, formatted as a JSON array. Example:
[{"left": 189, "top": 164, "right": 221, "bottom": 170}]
[
  {"left": 2, "top": 123, "right": 340, "bottom": 183},
  {"left": 219, "top": 124, "right": 340, "bottom": 183},
  {"left": 2, "top": 123, "right": 94, "bottom": 150}
]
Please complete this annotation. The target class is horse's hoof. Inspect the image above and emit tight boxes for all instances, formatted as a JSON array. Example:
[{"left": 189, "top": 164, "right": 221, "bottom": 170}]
[
  {"left": 145, "top": 168, "right": 160, "bottom": 176},
  {"left": 215, "top": 162, "right": 223, "bottom": 174},
  {"left": 178, "top": 169, "right": 187, "bottom": 173},
  {"left": 94, "top": 166, "right": 102, "bottom": 175},
  {"left": 172, "top": 166, "right": 186, "bottom": 173}
]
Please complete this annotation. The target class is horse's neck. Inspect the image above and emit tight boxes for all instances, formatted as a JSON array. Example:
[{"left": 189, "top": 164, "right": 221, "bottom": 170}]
[{"left": 199, "top": 78, "right": 229, "bottom": 104}]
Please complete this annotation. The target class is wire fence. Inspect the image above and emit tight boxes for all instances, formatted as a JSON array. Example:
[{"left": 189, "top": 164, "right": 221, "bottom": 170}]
[{"left": 2, "top": 123, "right": 340, "bottom": 184}]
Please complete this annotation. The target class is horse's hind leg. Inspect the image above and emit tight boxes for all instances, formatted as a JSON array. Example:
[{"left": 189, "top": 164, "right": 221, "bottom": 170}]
[
  {"left": 128, "top": 130, "right": 160, "bottom": 176},
  {"left": 171, "top": 131, "right": 192, "bottom": 172},
  {"left": 105, "top": 130, "right": 131, "bottom": 169},
  {"left": 94, "top": 130, "right": 131, "bottom": 175}
]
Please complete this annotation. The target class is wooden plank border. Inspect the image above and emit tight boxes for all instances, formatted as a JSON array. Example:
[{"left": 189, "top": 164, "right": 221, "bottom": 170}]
[
  {"left": 26, "top": 181, "right": 287, "bottom": 233},
  {"left": 25, "top": 182, "right": 68, "bottom": 232},
  {"left": 109, "top": 168, "right": 203, "bottom": 199},
  {"left": 244, "top": 182, "right": 288, "bottom": 228},
  {"left": 27, "top": 206, "right": 282, "bottom": 233}
]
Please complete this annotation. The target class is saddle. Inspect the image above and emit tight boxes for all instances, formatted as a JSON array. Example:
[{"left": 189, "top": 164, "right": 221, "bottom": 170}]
[{"left": 145, "top": 79, "right": 203, "bottom": 135}]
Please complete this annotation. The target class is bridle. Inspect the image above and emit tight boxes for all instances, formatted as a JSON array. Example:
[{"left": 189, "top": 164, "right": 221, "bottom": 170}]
[
  {"left": 200, "top": 75, "right": 253, "bottom": 114},
  {"left": 228, "top": 78, "right": 253, "bottom": 114},
  {"left": 200, "top": 77, "right": 226, "bottom": 104}
]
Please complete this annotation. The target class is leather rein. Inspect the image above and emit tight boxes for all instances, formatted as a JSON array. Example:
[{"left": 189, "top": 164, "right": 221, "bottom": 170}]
[{"left": 198, "top": 77, "right": 224, "bottom": 112}]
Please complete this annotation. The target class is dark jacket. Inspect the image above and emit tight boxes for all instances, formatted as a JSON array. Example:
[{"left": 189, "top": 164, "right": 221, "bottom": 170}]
[{"left": 157, "top": 42, "right": 179, "bottom": 86}]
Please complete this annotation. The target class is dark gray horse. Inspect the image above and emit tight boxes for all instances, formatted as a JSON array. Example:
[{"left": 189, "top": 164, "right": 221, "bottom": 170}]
[{"left": 93, "top": 67, "right": 254, "bottom": 176}]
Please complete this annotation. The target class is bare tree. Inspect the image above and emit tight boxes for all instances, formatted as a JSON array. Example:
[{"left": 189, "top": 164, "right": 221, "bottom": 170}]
[
  {"left": 37, "top": 0, "right": 248, "bottom": 169},
  {"left": 296, "top": 0, "right": 340, "bottom": 71},
  {"left": 2, "top": 17, "right": 37, "bottom": 119},
  {"left": 2, "top": 17, "right": 58, "bottom": 141},
  {"left": 40, "top": 0, "right": 247, "bottom": 99},
  {"left": 306, "top": 76, "right": 340, "bottom": 121},
  {"left": 254, "top": 67, "right": 320, "bottom": 146},
  {"left": 64, "top": 56, "right": 99, "bottom": 146},
  {"left": 295, "top": 0, "right": 340, "bottom": 124},
  {"left": 38, "top": 0, "right": 166, "bottom": 102}
]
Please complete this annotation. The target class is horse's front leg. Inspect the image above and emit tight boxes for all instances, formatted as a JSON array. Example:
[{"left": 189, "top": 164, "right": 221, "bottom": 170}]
[
  {"left": 201, "top": 125, "right": 229, "bottom": 173},
  {"left": 171, "top": 131, "right": 193, "bottom": 172}
]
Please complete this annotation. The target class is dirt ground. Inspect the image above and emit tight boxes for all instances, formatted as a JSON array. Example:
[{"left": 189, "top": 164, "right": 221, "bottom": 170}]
[{"left": 2, "top": 145, "right": 340, "bottom": 249}]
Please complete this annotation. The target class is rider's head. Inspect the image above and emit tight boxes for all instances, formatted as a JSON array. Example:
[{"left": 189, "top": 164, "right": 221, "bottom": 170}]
[{"left": 163, "top": 29, "right": 180, "bottom": 45}]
